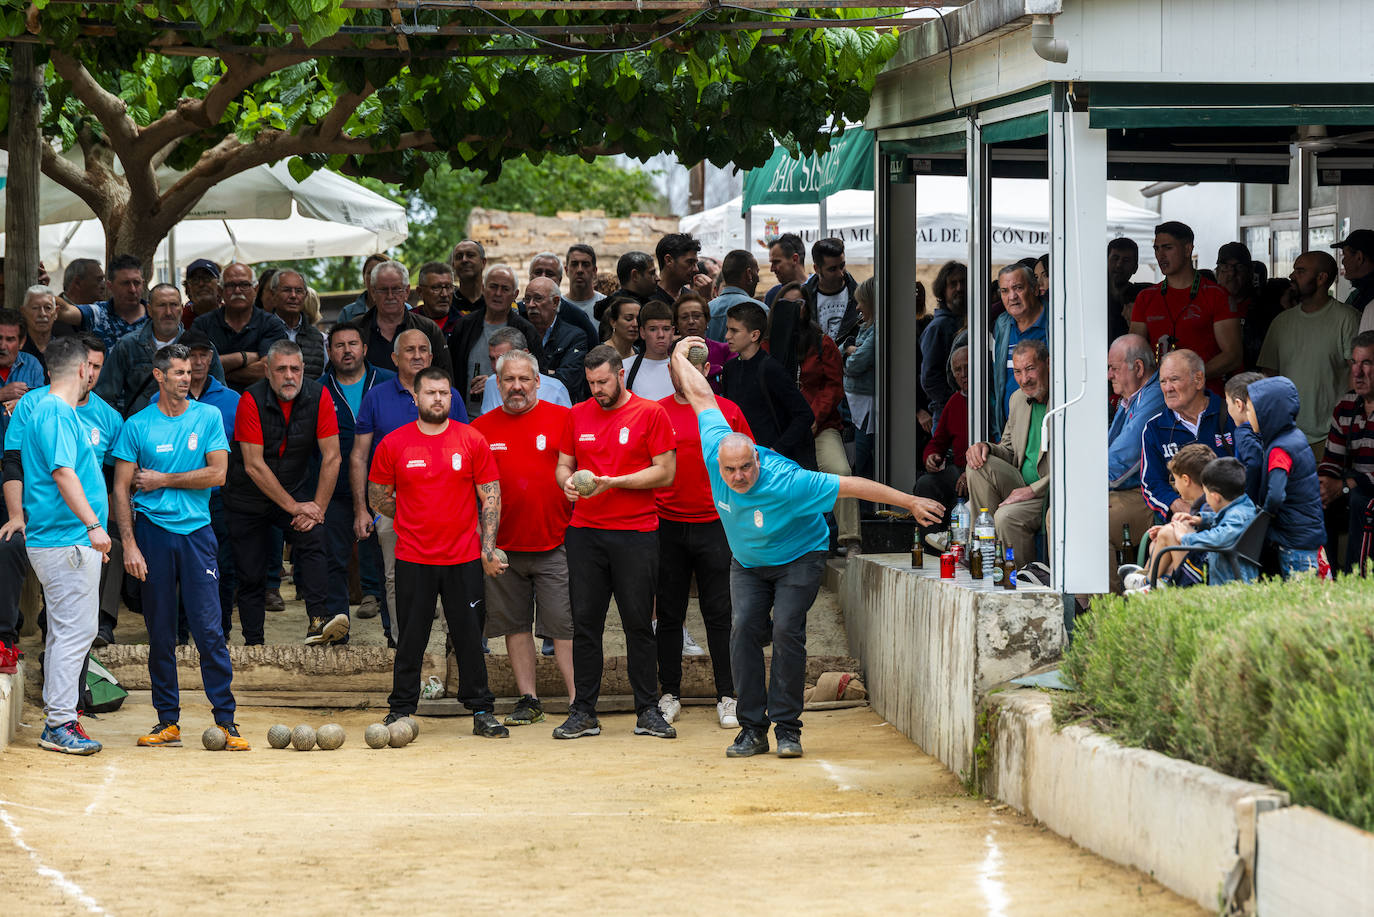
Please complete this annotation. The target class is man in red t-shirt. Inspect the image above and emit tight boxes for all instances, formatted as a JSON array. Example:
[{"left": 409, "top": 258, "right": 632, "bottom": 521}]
[
  {"left": 368, "top": 367, "right": 508, "bottom": 738},
  {"left": 551, "top": 344, "right": 677, "bottom": 740},
  {"left": 1130, "top": 221, "right": 1242, "bottom": 394},
  {"left": 471, "top": 348, "right": 574, "bottom": 727},
  {"left": 653, "top": 351, "right": 753, "bottom": 729},
  {"left": 224, "top": 340, "right": 342, "bottom": 646}
]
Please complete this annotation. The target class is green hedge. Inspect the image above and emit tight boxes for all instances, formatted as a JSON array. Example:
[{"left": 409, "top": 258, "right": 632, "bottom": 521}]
[{"left": 1056, "top": 577, "right": 1374, "bottom": 831}]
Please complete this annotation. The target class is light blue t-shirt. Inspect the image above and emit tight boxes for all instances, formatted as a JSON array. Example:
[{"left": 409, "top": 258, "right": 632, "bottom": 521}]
[
  {"left": 338, "top": 377, "right": 366, "bottom": 418},
  {"left": 21, "top": 396, "right": 110, "bottom": 548},
  {"left": 112, "top": 400, "right": 230, "bottom": 534},
  {"left": 5, "top": 386, "right": 123, "bottom": 466},
  {"left": 699, "top": 408, "right": 839, "bottom": 568}
]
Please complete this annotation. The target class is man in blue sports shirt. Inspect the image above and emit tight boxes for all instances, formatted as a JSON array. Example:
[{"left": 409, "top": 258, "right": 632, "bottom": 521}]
[
  {"left": 112, "top": 344, "right": 248, "bottom": 751},
  {"left": 8, "top": 337, "right": 112, "bottom": 755},
  {"left": 670, "top": 337, "right": 944, "bottom": 759}
]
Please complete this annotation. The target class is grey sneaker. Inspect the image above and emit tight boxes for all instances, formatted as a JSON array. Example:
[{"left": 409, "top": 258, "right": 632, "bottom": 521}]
[
  {"left": 775, "top": 732, "right": 803, "bottom": 758},
  {"left": 726, "top": 727, "right": 769, "bottom": 758},
  {"left": 681, "top": 628, "right": 706, "bottom": 657},
  {"left": 356, "top": 595, "right": 381, "bottom": 619},
  {"left": 658, "top": 693, "right": 681, "bottom": 723},
  {"left": 472, "top": 711, "right": 510, "bottom": 739},
  {"left": 552, "top": 710, "right": 602, "bottom": 740},
  {"left": 634, "top": 707, "right": 677, "bottom": 739}
]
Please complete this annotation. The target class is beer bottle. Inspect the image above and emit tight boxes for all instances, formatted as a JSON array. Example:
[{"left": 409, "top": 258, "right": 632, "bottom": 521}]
[
  {"left": 970, "top": 542, "right": 983, "bottom": 579},
  {"left": 992, "top": 540, "right": 1005, "bottom": 585},
  {"left": 1003, "top": 546, "right": 1017, "bottom": 590},
  {"left": 1117, "top": 524, "right": 1135, "bottom": 569},
  {"left": 911, "top": 530, "right": 924, "bottom": 569}
]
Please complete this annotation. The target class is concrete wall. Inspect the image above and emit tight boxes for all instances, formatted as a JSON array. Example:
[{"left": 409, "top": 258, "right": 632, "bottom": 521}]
[
  {"left": 1257, "top": 805, "right": 1374, "bottom": 916},
  {"left": 841, "top": 553, "right": 1064, "bottom": 777},
  {"left": 0, "top": 663, "right": 20, "bottom": 752},
  {"left": 988, "top": 690, "right": 1288, "bottom": 912}
]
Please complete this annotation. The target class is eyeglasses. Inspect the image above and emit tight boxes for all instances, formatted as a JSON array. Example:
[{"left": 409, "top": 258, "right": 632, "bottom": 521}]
[
  {"left": 422, "top": 283, "right": 454, "bottom": 293},
  {"left": 376, "top": 286, "right": 408, "bottom": 298}
]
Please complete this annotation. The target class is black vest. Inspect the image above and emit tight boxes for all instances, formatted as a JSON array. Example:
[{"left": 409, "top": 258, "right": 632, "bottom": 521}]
[{"left": 225, "top": 377, "right": 324, "bottom": 514}]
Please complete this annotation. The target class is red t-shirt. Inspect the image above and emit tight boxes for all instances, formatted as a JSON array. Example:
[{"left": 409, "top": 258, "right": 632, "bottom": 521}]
[
  {"left": 559, "top": 393, "right": 676, "bottom": 532},
  {"left": 369, "top": 420, "right": 499, "bottom": 565},
  {"left": 471, "top": 400, "right": 572, "bottom": 552},
  {"left": 234, "top": 388, "right": 339, "bottom": 456},
  {"left": 655, "top": 395, "right": 752, "bottom": 523},
  {"left": 1131, "top": 276, "right": 1238, "bottom": 366}
]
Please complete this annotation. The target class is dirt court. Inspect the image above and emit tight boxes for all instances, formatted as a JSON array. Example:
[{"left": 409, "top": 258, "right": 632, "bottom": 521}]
[{"left": 0, "top": 700, "right": 1202, "bottom": 916}]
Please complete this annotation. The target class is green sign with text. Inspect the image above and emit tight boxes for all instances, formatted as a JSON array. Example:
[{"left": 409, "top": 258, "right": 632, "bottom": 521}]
[{"left": 741, "top": 130, "right": 874, "bottom": 214}]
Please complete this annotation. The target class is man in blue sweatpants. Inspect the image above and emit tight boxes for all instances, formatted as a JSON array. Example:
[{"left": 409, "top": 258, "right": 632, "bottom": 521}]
[{"left": 111, "top": 344, "right": 247, "bottom": 750}]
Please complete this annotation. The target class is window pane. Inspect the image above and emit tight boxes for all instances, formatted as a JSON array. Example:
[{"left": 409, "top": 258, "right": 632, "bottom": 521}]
[
  {"left": 1246, "top": 226, "right": 1272, "bottom": 276},
  {"left": 1242, "top": 183, "right": 1271, "bottom": 215},
  {"left": 1274, "top": 229, "right": 1301, "bottom": 280}
]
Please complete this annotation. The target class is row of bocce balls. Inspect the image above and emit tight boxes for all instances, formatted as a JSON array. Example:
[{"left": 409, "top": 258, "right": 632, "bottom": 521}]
[{"left": 200, "top": 718, "right": 419, "bottom": 750}]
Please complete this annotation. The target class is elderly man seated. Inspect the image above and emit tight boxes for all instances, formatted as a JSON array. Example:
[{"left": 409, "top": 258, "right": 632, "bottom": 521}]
[
  {"left": 966, "top": 339, "right": 1051, "bottom": 570},
  {"left": 1140, "top": 348, "right": 1236, "bottom": 522},
  {"left": 1106, "top": 334, "right": 1165, "bottom": 590}
]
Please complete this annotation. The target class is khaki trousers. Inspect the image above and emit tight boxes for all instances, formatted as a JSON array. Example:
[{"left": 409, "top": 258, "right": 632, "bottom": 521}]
[
  {"left": 815, "top": 427, "right": 859, "bottom": 544},
  {"left": 967, "top": 456, "right": 1045, "bottom": 569}
]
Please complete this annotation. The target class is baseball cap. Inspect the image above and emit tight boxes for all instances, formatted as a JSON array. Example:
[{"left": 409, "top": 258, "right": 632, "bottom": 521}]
[
  {"left": 185, "top": 258, "right": 220, "bottom": 280},
  {"left": 179, "top": 329, "right": 215, "bottom": 352},
  {"left": 1332, "top": 229, "right": 1374, "bottom": 258}
]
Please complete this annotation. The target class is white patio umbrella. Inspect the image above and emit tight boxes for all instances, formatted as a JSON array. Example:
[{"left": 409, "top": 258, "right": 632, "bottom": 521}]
[{"left": 0, "top": 158, "right": 408, "bottom": 279}]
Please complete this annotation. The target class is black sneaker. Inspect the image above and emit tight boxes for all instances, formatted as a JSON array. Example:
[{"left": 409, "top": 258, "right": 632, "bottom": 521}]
[
  {"left": 634, "top": 707, "right": 677, "bottom": 739},
  {"left": 382, "top": 711, "right": 406, "bottom": 726},
  {"left": 775, "top": 731, "right": 803, "bottom": 758},
  {"left": 552, "top": 710, "right": 602, "bottom": 739},
  {"left": 725, "top": 727, "right": 770, "bottom": 758},
  {"left": 472, "top": 711, "right": 510, "bottom": 739},
  {"left": 504, "top": 694, "right": 545, "bottom": 726}
]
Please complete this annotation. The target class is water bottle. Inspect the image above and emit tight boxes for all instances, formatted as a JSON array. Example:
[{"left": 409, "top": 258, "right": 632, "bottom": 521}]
[
  {"left": 974, "top": 507, "right": 996, "bottom": 577},
  {"left": 953, "top": 498, "right": 970, "bottom": 544}
]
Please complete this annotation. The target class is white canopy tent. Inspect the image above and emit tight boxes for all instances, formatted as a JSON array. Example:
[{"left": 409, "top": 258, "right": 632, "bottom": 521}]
[
  {"left": 680, "top": 177, "right": 1160, "bottom": 268},
  {"left": 0, "top": 159, "right": 408, "bottom": 281}
]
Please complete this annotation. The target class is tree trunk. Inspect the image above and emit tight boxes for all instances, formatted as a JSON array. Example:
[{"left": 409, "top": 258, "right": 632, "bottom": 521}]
[{"left": 5, "top": 45, "right": 44, "bottom": 311}]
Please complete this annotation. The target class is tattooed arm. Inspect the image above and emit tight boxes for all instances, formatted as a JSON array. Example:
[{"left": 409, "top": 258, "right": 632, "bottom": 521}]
[
  {"left": 477, "top": 480, "right": 506, "bottom": 576},
  {"left": 367, "top": 480, "right": 396, "bottom": 519}
]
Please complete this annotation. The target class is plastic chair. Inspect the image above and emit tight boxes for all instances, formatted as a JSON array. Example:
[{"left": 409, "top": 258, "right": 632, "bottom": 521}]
[{"left": 1147, "top": 511, "right": 1271, "bottom": 588}]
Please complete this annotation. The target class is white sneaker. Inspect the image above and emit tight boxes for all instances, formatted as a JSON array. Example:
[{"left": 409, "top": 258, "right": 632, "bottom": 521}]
[
  {"left": 658, "top": 693, "right": 681, "bottom": 723},
  {"left": 716, "top": 697, "right": 738, "bottom": 729},
  {"left": 682, "top": 627, "right": 706, "bottom": 657},
  {"left": 1122, "top": 571, "right": 1149, "bottom": 591}
]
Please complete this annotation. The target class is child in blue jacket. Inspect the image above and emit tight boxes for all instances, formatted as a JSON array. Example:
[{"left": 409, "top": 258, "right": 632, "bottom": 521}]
[
  {"left": 1176, "top": 457, "right": 1260, "bottom": 585},
  {"left": 1246, "top": 376, "right": 1326, "bottom": 577}
]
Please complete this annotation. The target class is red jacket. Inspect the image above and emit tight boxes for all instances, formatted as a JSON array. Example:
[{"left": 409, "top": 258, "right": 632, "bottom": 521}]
[
  {"left": 797, "top": 336, "right": 844, "bottom": 433},
  {"left": 923, "top": 390, "right": 968, "bottom": 468}
]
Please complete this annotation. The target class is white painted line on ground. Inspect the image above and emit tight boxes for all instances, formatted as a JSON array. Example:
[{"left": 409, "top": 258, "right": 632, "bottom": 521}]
[
  {"left": 0, "top": 803, "right": 109, "bottom": 915},
  {"left": 978, "top": 823, "right": 1010, "bottom": 917},
  {"left": 84, "top": 764, "right": 117, "bottom": 816},
  {"left": 816, "top": 759, "right": 856, "bottom": 791}
]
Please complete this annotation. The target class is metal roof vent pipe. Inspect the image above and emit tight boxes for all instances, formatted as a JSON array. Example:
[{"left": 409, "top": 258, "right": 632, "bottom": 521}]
[{"left": 1031, "top": 15, "right": 1069, "bottom": 63}]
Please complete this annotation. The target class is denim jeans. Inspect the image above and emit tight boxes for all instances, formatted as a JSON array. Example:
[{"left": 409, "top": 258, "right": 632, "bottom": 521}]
[
  {"left": 729, "top": 550, "right": 826, "bottom": 737},
  {"left": 1277, "top": 546, "right": 1321, "bottom": 579}
]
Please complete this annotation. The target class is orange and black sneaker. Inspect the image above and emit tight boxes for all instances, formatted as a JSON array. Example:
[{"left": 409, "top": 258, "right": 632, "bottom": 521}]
[
  {"left": 137, "top": 722, "right": 182, "bottom": 747},
  {"left": 215, "top": 723, "right": 251, "bottom": 751}
]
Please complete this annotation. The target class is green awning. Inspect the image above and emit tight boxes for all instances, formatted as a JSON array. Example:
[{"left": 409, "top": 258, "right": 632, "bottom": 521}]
[
  {"left": 979, "top": 111, "right": 1048, "bottom": 145},
  {"left": 1087, "top": 82, "right": 1374, "bottom": 130},
  {"left": 741, "top": 129, "right": 874, "bottom": 214}
]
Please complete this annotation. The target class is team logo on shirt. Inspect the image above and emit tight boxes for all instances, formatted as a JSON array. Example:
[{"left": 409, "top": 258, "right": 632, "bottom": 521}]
[
  {"left": 490, "top": 442, "right": 507, "bottom": 451},
  {"left": 536, "top": 434, "right": 546, "bottom": 451},
  {"left": 452, "top": 453, "right": 462, "bottom": 471},
  {"left": 753, "top": 509, "right": 764, "bottom": 528},
  {"left": 579, "top": 433, "right": 596, "bottom": 442},
  {"left": 187, "top": 432, "right": 198, "bottom": 451},
  {"left": 619, "top": 426, "right": 629, "bottom": 445},
  {"left": 156, "top": 443, "right": 174, "bottom": 453},
  {"left": 89, "top": 428, "right": 101, "bottom": 447},
  {"left": 406, "top": 459, "right": 427, "bottom": 468}
]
